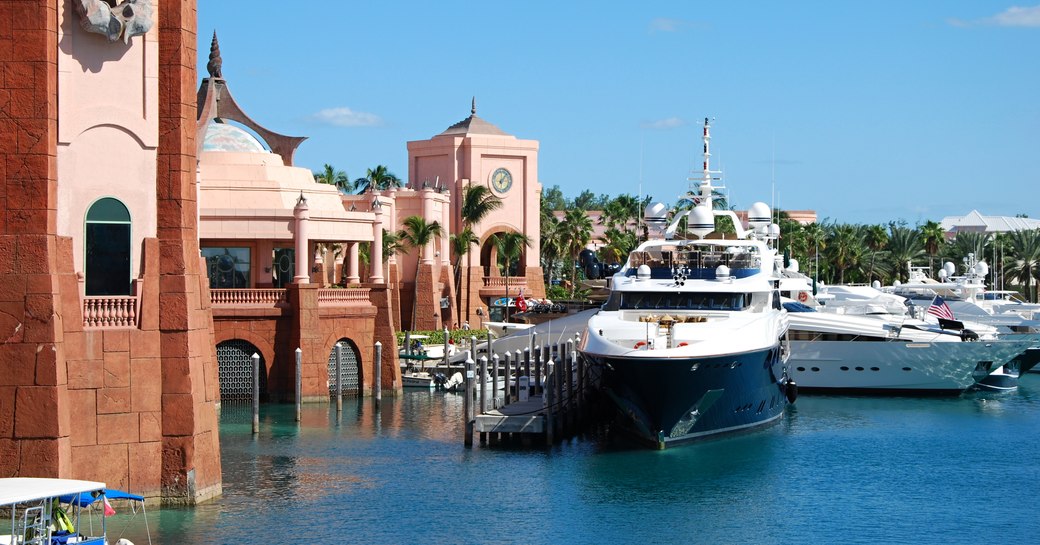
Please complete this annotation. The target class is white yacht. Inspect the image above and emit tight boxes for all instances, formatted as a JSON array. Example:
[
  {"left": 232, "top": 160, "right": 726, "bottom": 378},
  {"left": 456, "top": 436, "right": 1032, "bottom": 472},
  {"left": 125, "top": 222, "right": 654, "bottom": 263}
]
[
  {"left": 580, "top": 118, "right": 794, "bottom": 449},
  {"left": 780, "top": 272, "right": 1037, "bottom": 393}
]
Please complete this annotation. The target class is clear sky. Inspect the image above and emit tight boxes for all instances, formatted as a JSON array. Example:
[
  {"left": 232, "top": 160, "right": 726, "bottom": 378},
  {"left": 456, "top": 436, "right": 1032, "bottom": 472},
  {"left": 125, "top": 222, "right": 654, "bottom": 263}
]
[{"left": 198, "top": 1, "right": 1039, "bottom": 226}]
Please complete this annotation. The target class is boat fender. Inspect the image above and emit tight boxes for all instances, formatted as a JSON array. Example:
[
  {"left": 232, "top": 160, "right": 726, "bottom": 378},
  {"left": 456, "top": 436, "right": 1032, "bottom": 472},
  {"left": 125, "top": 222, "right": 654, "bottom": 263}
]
[
  {"left": 960, "top": 329, "right": 979, "bottom": 342},
  {"left": 797, "top": 291, "right": 808, "bottom": 303},
  {"left": 786, "top": 381, "right": 798, "bottom": 403},
  {"left": 634, "top": 341, "right": 647, "bottom": 349},
  {"left": 678, "top": 342, "right": 689, "bottom": 347}
]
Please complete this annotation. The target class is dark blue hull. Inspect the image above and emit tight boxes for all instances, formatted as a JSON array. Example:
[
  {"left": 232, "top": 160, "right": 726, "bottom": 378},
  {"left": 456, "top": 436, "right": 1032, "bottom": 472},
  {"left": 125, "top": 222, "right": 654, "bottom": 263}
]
[
  {"left": 587, "top": 346, "right": 790, "bottom": 449},
  {"left": 973, "top": 349, "right": 1034, "bottom": 392}
]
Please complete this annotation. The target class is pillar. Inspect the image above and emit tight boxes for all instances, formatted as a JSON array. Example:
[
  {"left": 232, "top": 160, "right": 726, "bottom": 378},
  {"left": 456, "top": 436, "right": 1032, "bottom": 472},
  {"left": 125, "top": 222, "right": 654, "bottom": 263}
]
[
  {"left": 346, "top": 242, "right": 360, "bottom": 284},
  {"left": 370, "top": 197, "right": 384, "bottom": 283},
  {"left": 293, "top": 193, "right": 310, "bottom": 284}
]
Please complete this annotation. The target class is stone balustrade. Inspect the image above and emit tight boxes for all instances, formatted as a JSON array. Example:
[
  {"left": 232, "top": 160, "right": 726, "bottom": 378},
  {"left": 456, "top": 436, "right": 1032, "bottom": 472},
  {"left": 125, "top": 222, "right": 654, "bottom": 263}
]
[
  {"left": 317, "top": 287, "right": 371, "bottom": 306},
  {"left": 210, "top": 288, "right": 289, "bottom": 307},
  {"left": 482, "top": 276, "right": 528, "bottom": 288},
  {"left": 83, "top": 296, "right": 140, "bottom": 329}
]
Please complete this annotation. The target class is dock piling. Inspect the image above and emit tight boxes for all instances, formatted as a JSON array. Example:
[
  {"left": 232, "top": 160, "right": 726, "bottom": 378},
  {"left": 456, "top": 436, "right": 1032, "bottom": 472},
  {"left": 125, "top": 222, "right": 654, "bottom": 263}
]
[
  {"left": 294, "top": 347, "right": 302, "bottom": 423},
  {"left": 464, "top": 353, "right": 475, "bottom": 447},
  {"left": 335, "top": 342, "right": 343, "bottom": 413},
  {"left": 252, "top": 352, "right": 260, "bottom": 435},
  {"left": 374, "top": 341, "right": 383, "bottom": 409}
]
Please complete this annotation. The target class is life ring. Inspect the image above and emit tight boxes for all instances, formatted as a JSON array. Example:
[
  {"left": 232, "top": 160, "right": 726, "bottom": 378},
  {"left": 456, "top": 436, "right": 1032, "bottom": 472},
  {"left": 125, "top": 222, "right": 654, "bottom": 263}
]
[
  {"left": 797, "top": 292, "right": 809, "bottom": 303},
  {"left": 634, "top": 341, "right": 647, "bottom": 349}
]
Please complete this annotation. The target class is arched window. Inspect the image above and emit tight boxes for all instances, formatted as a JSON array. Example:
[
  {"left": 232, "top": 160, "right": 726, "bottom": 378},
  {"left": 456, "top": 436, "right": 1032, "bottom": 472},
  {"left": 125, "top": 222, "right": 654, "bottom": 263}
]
[{"left": 85, "top": 197, "right": 131, "bottom": 296}]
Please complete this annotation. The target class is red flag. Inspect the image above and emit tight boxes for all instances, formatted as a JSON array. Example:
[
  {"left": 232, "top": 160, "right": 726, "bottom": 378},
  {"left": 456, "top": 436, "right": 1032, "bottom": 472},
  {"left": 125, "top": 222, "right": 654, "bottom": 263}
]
[{"left": 515, "top": 289, "right": 527, "bottom": 312}]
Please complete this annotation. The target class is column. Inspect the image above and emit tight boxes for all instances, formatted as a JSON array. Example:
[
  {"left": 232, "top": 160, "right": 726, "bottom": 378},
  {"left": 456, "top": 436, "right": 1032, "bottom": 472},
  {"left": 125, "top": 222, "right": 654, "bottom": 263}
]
[
  {"left": 293, "top": 193, "right": 310, "bottom": 283},
  {"left": 370, "top": 197, "right": 384, "bottom": 283},
  {"left": 346, "top": 242, "right": 360, "bottom": 284}
]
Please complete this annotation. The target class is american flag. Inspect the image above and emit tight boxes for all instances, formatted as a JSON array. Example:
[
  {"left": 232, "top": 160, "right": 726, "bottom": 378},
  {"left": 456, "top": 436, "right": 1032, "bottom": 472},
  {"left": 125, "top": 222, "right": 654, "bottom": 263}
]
[{"left": 927, "top": 295, "right": 954, "bottom": 320}]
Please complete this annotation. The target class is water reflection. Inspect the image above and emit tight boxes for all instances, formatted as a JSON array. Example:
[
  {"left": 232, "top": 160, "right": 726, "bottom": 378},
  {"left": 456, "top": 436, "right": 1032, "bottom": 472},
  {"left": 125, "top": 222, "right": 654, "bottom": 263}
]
[{"left": 108, "top": 376, "right": 1040, "bottom": 544}]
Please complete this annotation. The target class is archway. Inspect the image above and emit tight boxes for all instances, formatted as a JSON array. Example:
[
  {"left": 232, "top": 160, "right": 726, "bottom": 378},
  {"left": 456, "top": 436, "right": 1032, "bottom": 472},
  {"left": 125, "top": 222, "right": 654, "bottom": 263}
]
[
  {"left": 216, "top": 339, "right": 268, "bottom": 403},
  {"left": 84, "top": 197, "right": 132, "bottom": 295},
  {"left": 326, "top": 338, "right": 361, "bottom": 397}
]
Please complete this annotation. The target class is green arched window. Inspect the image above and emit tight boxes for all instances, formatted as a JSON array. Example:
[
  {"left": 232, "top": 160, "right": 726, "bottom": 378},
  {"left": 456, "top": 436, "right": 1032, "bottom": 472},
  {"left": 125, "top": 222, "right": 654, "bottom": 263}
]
[{"left": 85, "top": 197, "right": 131, "bottom": 296}]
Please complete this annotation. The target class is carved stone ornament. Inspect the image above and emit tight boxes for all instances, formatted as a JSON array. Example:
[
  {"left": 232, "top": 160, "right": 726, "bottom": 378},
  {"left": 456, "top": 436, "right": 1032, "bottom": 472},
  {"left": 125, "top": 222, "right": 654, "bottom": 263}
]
[{"left": 74, "top": 0, "right": 154, "bottom": 44}]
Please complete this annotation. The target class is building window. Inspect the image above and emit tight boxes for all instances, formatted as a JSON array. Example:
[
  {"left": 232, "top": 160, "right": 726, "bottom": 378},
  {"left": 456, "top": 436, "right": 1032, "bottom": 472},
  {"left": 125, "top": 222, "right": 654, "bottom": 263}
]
[
  {"left": 202, "top": 247, "right": 251, "bottom": 288},
  {"left": 85, "top": 197, "right": 132, "bottom": 296}
]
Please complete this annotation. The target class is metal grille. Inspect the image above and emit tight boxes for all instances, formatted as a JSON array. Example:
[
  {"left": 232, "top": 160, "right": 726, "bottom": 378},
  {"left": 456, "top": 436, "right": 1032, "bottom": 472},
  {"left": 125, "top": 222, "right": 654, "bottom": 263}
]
[
  {"left": 327, "top": 339, "right": 360, "bottom": 396},
  {"left": 217, "top": 340, "right": 267, "bottom": 402}
]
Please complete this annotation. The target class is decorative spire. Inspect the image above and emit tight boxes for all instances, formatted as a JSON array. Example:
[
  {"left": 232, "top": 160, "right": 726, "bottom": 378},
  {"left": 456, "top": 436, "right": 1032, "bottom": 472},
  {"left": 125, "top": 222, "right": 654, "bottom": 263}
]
[
  {"left": 207, "top": 30, "right": 223, "bottom": 78},
  {"left": 471, "top": 96, "right": 476, "bottom": 115}
]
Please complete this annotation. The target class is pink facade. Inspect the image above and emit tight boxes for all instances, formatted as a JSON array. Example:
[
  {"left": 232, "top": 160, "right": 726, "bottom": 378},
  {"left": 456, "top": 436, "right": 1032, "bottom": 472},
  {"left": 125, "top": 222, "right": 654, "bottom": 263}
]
[{"left": 406, "top": 106, "right": 546, "bottom": 326}]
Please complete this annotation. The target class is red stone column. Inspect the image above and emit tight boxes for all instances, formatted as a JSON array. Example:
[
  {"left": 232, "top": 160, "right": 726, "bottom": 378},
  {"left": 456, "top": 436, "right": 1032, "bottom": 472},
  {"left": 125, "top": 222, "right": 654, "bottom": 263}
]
[
  {"left": 156, "top": 0, "right": 222, "bottom": 504},
  {"left": 0, "top": 0, "right": 71, "bottom": 478}
]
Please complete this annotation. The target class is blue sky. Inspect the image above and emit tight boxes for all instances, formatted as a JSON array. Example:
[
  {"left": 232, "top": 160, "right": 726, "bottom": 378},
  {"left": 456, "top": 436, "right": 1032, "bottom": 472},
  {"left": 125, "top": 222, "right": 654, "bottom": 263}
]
[{"left": 198, "top": 1, "right": 1039, "bottom": 225}]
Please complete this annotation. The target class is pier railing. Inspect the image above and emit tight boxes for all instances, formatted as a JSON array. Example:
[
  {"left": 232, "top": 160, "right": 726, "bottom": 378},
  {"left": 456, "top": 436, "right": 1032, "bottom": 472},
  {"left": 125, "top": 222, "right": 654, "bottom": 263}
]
[{"left": 83, "top": 295, "right": 140, "bottom": 329}]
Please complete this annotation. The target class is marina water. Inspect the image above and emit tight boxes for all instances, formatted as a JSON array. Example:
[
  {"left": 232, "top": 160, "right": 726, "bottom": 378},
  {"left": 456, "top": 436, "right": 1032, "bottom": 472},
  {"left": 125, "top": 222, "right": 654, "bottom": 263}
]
[{"left": 113, "top": 377, "right": 1040, "bottom": 544}]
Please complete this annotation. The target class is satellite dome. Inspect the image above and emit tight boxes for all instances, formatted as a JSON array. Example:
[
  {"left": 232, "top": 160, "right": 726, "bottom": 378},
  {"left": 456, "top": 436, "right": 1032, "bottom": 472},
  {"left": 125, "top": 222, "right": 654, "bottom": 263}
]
[
  {"left": 643, "top": 202, "right": 668, "bottom": 225},
  {"left": 974, "top": 261, "right": 989, "bottom": 277},
  {"left": 747, "top": 202, "right": 771, "bottom": 228},
  {"left": 688, "top": 205, "right": 715, "bottom": 238},
  {"left": 943, "top": 262, "right": 956, "bottom": 277}
]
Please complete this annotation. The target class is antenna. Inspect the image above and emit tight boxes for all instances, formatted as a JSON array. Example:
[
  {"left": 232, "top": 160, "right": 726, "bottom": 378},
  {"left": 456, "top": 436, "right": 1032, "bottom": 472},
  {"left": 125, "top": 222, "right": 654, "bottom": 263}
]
[{"left": 638, "top": 133, "right": 644, "bottom": 238}]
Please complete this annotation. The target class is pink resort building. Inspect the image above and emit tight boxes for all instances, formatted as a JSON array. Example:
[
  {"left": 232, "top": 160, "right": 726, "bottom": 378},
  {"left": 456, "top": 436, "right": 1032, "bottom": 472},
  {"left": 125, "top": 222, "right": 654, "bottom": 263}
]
[{"left": 1, "top": 0, "right": 545, "bottom": 502}]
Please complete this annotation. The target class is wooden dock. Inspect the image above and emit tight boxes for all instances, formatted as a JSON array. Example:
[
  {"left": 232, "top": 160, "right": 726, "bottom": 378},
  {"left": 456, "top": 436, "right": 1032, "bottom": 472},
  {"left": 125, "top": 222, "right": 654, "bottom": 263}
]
[{"left": 462, "top": 335, "right": 598, "bottom": 447}]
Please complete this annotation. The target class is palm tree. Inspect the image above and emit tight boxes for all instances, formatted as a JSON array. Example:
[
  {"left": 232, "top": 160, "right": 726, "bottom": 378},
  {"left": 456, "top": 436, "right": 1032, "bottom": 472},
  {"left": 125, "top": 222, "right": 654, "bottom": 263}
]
[
  {"left": 920, "top": 220, "right": 947, "bottom": 273},
  {"left": 353, "top": 165, "right": 402, "bottom": 194},
  {"left": 314, "top": 164, "right": 350, "bottom": 194},
  {"left": 802, "top": 222, "right": 827, "bottom": 283},
  {"left": 455, "top": 184, "right": 504, "bottom": 313},
  {"left": 886, "top": 224, "right": 925, "bottom": 282},
  {"left": 357, "top": 229, "right": 403, "bottom": 280},
  {"left": 562, "top": 207, "right": 594, "bottom": 297},
  {"left": 492, "top": 231, "right": 532, "bottom": 321},
  {"left": 540, "top": 210, "right": 563, "bottom": 287},
  {"left": 398, "top": 215, "right": 444, "bottom": 329},
  {"left": 864, "top": 224, "right": 889, "bottom": 284},
  {"left": 1004, "top": 229, "right": 1040, "bottom": 302},
  {"left": 824, "top": 224, "right": 864, "bottom": 284}
]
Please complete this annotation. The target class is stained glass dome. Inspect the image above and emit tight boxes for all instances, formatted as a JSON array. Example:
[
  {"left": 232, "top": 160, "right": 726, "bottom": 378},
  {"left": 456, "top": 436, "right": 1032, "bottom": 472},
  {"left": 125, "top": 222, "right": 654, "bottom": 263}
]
[{"left": 202, "top": 121, "right": 268, "bottom": 153}]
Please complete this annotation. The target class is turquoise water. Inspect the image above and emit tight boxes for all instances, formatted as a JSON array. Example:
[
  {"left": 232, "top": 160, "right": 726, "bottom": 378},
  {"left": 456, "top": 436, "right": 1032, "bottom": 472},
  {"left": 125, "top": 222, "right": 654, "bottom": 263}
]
[{"left": 113, "top": 376, "right": 1040, "bottom": 544}]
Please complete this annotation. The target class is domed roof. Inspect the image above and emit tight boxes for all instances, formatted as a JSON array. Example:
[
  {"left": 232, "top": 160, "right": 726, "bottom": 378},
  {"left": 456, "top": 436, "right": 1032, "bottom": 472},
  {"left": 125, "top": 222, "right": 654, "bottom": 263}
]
[{"left": 203, "top": 122, "right": 268, "bottom": 153}]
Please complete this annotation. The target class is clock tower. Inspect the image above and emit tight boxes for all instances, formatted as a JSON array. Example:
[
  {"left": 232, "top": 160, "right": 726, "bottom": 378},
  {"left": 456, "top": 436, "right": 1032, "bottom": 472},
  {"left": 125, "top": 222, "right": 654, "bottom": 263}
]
[{"left": 406, "top": 100, "right": 545, "bottom": 327}]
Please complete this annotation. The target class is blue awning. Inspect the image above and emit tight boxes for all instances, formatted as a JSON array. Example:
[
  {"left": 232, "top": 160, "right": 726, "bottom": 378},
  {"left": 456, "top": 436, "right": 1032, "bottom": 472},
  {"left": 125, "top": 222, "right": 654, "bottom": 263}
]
[{"left": 59, "top": 488, "right": 144, "bottom": 507}]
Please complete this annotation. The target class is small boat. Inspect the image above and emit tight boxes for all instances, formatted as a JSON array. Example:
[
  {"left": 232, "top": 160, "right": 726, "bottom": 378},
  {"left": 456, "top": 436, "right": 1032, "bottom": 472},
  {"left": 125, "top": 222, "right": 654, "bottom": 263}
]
[
  {"left": 484, "top": 321, "right": 535, "bottom": 338},
  {"left": 0, "top": 477, "right": 150, "bottom": 545},
  {"left": 402, "top": 371, "right": 436, "bottom": 389},
  {"left": 580, "top": 118, "right": 794, "bottom": 449}
]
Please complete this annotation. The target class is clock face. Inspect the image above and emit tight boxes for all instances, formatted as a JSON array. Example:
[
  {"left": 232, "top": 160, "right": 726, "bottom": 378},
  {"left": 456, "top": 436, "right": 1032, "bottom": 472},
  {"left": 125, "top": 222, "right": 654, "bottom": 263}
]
[{"left": 490, "top": 168, "right": 513, "bottom": 194}]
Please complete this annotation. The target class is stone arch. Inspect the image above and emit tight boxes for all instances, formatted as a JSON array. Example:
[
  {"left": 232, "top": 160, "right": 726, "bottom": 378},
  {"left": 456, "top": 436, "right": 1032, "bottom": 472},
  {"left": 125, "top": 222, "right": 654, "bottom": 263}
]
[
  {"left": 213, "top": 329, "right": 275, "bottom": 370},
  {"left": 479, "top": 228, "right": 526, "bottom": 277},
  {"left": 215, "top": 339, "right": 268, "bottom": 403},
  {"left": 326, "top": 337, "right": 362, "bottom": 397}
]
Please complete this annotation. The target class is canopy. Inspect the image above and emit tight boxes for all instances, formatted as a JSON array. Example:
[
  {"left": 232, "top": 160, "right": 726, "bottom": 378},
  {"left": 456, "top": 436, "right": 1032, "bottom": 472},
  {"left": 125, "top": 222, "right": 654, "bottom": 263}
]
[
  {"left": 0, "top": 478, "right": 106, "bottom": 506},
  {"left": 59, "top": 488, "right": 144, "bottom": 508}
]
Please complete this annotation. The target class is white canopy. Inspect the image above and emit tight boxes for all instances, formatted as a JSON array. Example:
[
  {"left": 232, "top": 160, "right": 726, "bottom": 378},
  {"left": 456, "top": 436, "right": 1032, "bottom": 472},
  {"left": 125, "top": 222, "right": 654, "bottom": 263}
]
[{"left": 0, "top": 478, "right": 106, "bottom": 505}]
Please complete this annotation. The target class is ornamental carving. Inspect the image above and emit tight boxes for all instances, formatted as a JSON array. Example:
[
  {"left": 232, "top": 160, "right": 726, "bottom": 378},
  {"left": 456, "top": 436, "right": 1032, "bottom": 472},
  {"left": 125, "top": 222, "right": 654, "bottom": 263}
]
[{"left": 73, "top": 0, "right": 154, "bottom": 44}]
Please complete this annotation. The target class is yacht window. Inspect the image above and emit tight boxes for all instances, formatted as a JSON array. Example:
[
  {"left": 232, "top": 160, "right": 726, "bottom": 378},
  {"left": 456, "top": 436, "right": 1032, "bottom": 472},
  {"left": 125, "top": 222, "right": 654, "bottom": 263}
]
[{"left": 619, "top": 292, "right": 749, "bottom": 311}]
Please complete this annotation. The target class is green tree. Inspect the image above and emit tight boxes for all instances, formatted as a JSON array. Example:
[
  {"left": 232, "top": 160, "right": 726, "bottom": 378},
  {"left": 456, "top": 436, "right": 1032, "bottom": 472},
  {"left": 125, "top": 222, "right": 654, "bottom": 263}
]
[
  {"left": 455, "top": 184, "right": 504, "bottom": 314},
  {"left": 353, "top": 165, "right": 402, "bottom": 194},
  {"left": 313, "top": 164, "right": 350, "bottom": 193},
  {"left": 864, "top": 224, "right": 889, "bottom": 284},
  {"left": 492, "top": 231, "right": 532, "bottom": 321},
  {"left": 920, "top": 220, "right": 947, "bottom": 273},
  {"left": 886, "top": 224, "right": 925, "bottom": 282},
  {"left": 542, "top": 185, "right": 567, "bottom": 211},
  {"left": 562, "top": 207, "right": 594, "bottom": 297},
  {"left": 540, "top": 209, "right": 564, "bottom": 287},
  {"left": 398, "top": 215, "right": 444, "bottom": 329},
  {"left": 1004, "top": 229, "right": 1040, "bottom": 302}
]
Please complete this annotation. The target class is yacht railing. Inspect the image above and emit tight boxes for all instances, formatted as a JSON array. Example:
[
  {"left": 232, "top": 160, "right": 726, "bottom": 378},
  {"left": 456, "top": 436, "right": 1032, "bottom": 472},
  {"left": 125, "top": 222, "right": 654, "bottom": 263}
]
[{"left": 83, "top": 295, "right": 140, "bottom": 329}]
